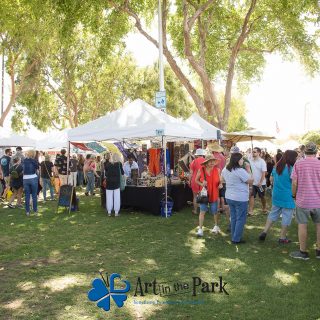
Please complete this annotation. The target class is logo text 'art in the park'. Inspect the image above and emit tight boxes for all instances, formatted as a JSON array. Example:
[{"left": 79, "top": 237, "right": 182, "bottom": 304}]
[
  {"left": 88, "top": 273, "right": 131, "bottom": 312},
  {"left": 88, "top": 272, "right": 228, "bottom": 312}
]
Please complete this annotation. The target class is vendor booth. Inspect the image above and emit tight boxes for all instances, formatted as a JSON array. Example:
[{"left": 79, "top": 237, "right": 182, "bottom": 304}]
[
  {"left": 67, "top": 99, "right": 203, "bottom": 216},
  {"left": 0, "top": 127, "right": 36, "bottom": 147},
  {"left": 185, "top": 113, "right": 224, "bottom": 140}
]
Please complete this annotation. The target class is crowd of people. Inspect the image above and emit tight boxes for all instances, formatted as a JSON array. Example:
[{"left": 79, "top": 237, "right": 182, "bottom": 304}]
[
  {"left": 1, "top": 141, "right": 320, "bottom": 260},
  {"left": 0, "top": 148, "right": 112, "bottom": 214},
  {"left": 189, "top": 141, "right": 320, "bottom": 260}
]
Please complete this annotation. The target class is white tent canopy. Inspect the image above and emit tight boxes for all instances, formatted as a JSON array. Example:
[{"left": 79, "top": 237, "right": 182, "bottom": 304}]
[
  {"left": 185, "top": 113, "right": 224, "bottom": 140},
  {"left": 35, "top": 129, "right": 69, "bottom": 150},
  {"left": 68, "top": 99, "right": 203, "bottom": 142},
  {"left": 0, "top": 127, "right": 36, "bottom": 147}
]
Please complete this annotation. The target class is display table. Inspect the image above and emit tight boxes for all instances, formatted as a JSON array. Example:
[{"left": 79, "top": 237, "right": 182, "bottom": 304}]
[{"left": 120, "top": 184, "right": 192, "bottom": 215}]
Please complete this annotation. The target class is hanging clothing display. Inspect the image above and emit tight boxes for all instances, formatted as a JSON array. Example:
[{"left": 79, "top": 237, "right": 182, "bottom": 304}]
[{"left": 148, "top": 148, "right": 161, "bottom": 176}]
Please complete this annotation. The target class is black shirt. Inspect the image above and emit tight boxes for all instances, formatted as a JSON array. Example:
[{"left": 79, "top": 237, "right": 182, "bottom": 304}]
[
  {"left": 54, "top": 155, "right": 69, "bottom": 175},
  {"left": 105, "top": 162, "right": 124, "bottom": 190},
  {"left": 40, "top": 161, "right": 54, "bottom": 179}
]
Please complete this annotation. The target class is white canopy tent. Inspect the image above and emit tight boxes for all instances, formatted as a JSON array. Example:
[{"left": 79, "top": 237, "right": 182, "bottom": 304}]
[
  {"left": 68, "top": 99, "right": 203, "bottom": 142},
  {"left": 185, "top": 113, "right": 224, "bottom": 140},
  {"left": 0, "top": 127, "right": 36, "bottom": 147},
  {"left": 68, "top": 99, "right": 204, "bottom": 218},
  {"left": 35, "top": 128, "right": 69, "bottom": 150}
]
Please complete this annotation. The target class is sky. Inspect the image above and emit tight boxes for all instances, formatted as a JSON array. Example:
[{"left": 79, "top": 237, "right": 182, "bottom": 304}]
[
  {"left": 1, "top": 31, "right": 320, "bottom": 140},
  {"left": 126, "top": 32, "right": 320, "bottom": 139}
]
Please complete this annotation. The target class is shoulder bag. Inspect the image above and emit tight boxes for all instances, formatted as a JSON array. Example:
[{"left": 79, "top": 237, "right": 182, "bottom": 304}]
[
  {"left": 196, "top": 168, "right": 209, "bottom": 204},
  {"left": 119, "top": 163, "right": 126, "bottom": 191}
]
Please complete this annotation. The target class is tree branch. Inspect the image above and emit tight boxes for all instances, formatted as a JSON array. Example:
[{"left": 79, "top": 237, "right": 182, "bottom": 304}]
[
  {"left": 183, "top": 0, "right": 221, "bottom": 125},
  {"left": 223, "top": 0, "right": 257, "bottom": 129},
  {"left": 188, "top": 0, "right": 216, "bottom": 29},
  {"left": 112, "top": 0, "right": 206, "bottom": 115}
]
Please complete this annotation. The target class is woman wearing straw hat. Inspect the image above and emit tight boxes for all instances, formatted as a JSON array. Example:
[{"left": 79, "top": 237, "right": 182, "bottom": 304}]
[
  {"left": 195, "top": 154, "right": 221, "bottom": 236},
  {"left": 189, "top": 148, "right": 206, "bottom": 215}
]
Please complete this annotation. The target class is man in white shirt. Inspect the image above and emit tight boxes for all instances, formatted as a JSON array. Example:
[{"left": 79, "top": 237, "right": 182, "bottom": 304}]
[
  {"left": 248, "top": 147, "right": 267, "bottom": 215},
  {"left": 123, "top": 154, "right": 139, "bottom": 178}
]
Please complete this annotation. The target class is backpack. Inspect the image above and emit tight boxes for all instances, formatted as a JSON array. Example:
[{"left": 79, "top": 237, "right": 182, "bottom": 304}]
[{"left": 10, "top": 168, "right": 19, "bottom": 179}]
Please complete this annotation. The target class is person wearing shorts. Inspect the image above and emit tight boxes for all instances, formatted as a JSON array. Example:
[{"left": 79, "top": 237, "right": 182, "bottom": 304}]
[
  {"left": 259, "top": 151, "right": 298, "bottom": 243},
  {"left": 249, "top": 147, "right": 267, "bottom": 215},
  {"left": 290, "top": 142, "right": 320, "bottom": 260},
  {"left": 195, "top": 155, "right": 221, "bottom": 237}
]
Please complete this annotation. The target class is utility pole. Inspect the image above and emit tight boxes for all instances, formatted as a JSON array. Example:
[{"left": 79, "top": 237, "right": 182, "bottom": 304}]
[{"left": 1, "top": 51, "right": 4, "bottom": 116}]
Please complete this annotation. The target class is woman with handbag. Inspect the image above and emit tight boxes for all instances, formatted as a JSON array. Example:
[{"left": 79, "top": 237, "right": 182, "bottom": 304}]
[
  {"left": 40, "top": 154, "right": 55, "bottom": 201},
  {"left": 222, "top": 153, "right": 253, "bottom": 244},
  {"left": 84, "top": 155, "right": 99, "bottom": 196},
  {"left": 104, "top": 153, "right": 124, "bottom": 217},
  {"left": 195, "top": 155, "right": 221, "bottom": 237},
  {"left": 189, "top": 148, "right": 206, "bottom": 215}
]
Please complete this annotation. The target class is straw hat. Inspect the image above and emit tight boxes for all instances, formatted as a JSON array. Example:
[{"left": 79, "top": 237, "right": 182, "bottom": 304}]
[
  {"left": 207, "top": 142, "right": 224, "bottom": 153},
  {"left": 201, "top": 154, "right": 218, "bottom": 165}
]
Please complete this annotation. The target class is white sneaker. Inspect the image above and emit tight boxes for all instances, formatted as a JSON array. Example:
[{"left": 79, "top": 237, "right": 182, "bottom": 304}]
[
  {"left": 115, "top": 212, "right": 119, "bottom": 217},
  {"left": 196, "top": 228, "right": 204, "bottom": 237},
  {"left": 107, "top": 212, "right": 111, "bottom": 217},
  {"left": 211, "top": 225, "right": 220, "bottom": 233}
]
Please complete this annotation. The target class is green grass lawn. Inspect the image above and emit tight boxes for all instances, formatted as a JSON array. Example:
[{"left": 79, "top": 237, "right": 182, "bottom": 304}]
[{"left": 0, "top": 192, "right": 319, "bottom": 320}]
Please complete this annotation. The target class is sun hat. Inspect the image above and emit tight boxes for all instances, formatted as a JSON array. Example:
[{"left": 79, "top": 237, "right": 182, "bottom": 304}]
[
  {"left": 207, "top": 142, "right": 224, "bottom": 153},
  {"left": 305, "top": 142, "right": 318, "bottom": 154},
  {"left": 201, "top": 154, "right": 218, "bottom": 165},
  {"left": 195, "top": 148, "right": 206, "bottom": 156}
]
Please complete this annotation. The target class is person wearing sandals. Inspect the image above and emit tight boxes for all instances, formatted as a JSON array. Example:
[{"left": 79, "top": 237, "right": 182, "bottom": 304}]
[
  {"left": 40, "top": 154, "right": 55, "bottom": 201},
  {"left": 222, "top": 153, "right": 253, "bottom": 244},
  {"left": 189, "top": 149, "right": 206, "bottom": 215},
  {"left": 23, "top": 150, "right": 39, "bottom": 216},
  {"left": 259, "top": 150, "right": 298, "bottom": 244},
  {"left": 105, "top": 153, "right": 124, "bottom": 217},
  {"left": 195, "top": 155, "right": 221, "bottom": 236}
]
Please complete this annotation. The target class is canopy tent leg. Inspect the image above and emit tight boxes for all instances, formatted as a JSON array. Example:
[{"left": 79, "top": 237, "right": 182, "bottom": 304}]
[
  {"left": 162, "top": 136, "right": 168, "bottom": 218},
  {"left": 67, "top": 141, "right": 71, "bottom": 185}
]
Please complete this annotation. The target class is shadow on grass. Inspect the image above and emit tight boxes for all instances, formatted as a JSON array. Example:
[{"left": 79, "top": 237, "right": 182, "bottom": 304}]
[{"left": 0, "top": 193, "right": 319, "bottom": 319}]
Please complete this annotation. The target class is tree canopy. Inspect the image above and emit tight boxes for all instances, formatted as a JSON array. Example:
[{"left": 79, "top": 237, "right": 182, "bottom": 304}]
[{"left": 1, "top": 0, "right": 319, "bottom": 132}]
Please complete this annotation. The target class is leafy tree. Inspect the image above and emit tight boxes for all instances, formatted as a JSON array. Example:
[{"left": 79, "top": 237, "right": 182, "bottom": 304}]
[
  {"left": 101, "top": 0, "right": 320, "bottom": 130},
  {"left": 13, "top": 31, "right": 195, "bottom": 131},
  {"left": 301, "top": 130, "right": 320, "bottom": 146},
  {"left": 0, "top": 0, "right": 51, "bottom": 126}
]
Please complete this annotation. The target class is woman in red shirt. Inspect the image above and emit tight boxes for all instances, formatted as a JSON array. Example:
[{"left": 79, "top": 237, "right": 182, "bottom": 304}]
[
  {"left": 189, "top": 149, "right": 206, "bottom": 214},
  {"left": 195, "top": 155, "right": 221, "bottom": 237}
]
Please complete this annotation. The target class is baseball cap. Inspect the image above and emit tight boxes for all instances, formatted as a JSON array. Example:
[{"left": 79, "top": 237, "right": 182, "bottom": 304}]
[
  {"left": 305, "top": 142, "right": 317, "bottom": 154},
  {"left": 230, "top": 146, "right": 240, "bottom": 153}
]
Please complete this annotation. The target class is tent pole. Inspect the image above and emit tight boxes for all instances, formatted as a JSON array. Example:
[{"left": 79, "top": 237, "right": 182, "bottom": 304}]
[
  {"left": 251, "top": 136, "right": 253, "bottom": 151},
  {"left": 163, "top": 136, "right": 168, "bottom": 218},
  {"left": 67, "top": 141, "right": 70, "bottom": 185}
]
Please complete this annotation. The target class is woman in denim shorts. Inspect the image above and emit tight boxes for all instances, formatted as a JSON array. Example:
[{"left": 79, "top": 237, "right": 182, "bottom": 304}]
[{"left": 259, "top": 150, "right": 298, "bottom": 243}]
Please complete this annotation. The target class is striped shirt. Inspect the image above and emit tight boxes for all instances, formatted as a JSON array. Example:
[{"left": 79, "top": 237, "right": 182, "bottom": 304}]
[{"left": 291, "top": 157, "right": 320, "bottom": 209}]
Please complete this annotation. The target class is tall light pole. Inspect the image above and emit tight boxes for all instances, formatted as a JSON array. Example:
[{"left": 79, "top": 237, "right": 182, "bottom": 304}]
[
  {"left": 158, "top": 0, "right": 165, "bottom": 93},
  {"left": 1, "top": 51, "right": 4, "bottom": 115}
]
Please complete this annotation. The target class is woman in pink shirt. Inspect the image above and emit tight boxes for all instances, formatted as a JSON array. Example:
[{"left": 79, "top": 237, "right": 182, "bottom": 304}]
[{"left": 189, "top": 149, "right": 206, "bottom": 214}]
